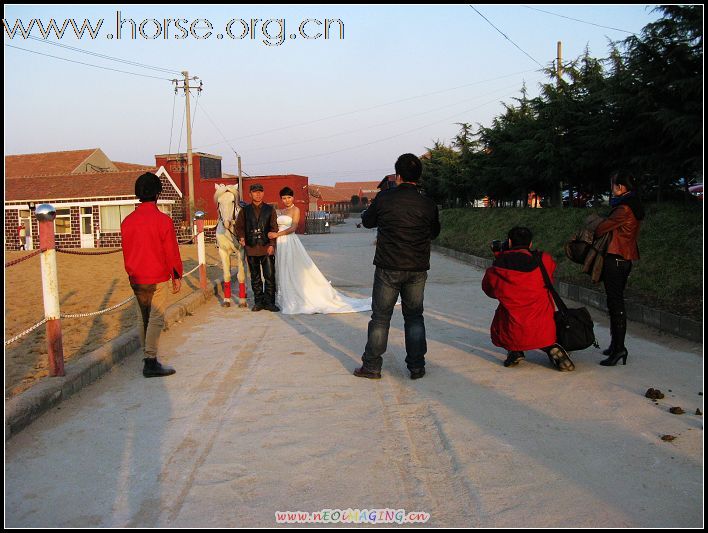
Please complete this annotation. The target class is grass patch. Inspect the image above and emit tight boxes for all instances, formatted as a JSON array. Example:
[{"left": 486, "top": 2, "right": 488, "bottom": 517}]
[{"left": 437, "top": 203, "right": 703, "bottom": 320}]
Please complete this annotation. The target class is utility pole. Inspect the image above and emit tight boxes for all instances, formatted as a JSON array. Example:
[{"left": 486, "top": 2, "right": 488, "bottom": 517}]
[
  {"left": 174, "top": 71, "right": 202, "bottom": 233},
  {"left": 237, "top": 155, "right": 243, "bottom": 203},
  {"left": 553, "top": 41, "right": 563, "bottom": 208}
]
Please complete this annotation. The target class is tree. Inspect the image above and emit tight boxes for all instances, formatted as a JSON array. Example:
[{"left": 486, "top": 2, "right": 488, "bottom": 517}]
[{"left": 612, "top": 5, "right": 703, "bottom": 200}]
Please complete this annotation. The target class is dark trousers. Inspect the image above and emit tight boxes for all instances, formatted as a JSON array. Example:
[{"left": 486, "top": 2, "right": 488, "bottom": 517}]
[
  {"left": 362, "top": 267, "right": 428, "bottom": 371},
  {"left": 602, "top": 254, "right": 632, "bottom": 348},
  {"left": 247, "top": 254, "right": 276, "bottom": 305}
]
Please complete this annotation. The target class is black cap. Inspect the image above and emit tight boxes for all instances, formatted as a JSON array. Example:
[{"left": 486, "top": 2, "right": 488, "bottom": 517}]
[
  {"left": 135, "top": 172, "right": 162, "bottom": 201},
  {"left": 249, "top": 183, "right": 264, "bottom": 192}
]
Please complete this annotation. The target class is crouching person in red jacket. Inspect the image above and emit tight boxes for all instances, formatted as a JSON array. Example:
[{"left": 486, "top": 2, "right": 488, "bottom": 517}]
[
  {"left": 121, "top": 172, "right": 183, "bottom": 378},
  {"left": 482, "top": 227, "right": 575, "bottom": 371}
]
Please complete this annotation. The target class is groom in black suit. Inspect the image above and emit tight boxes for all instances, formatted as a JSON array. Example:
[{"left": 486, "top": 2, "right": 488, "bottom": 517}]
[{"left": 235, "top": 183, "right": 280, "bottom": 312}]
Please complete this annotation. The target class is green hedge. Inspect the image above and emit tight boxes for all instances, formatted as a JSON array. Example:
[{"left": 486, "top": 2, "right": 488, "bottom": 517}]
[{"left": 437, "top": 204, "right": 703, "bottom": 320}]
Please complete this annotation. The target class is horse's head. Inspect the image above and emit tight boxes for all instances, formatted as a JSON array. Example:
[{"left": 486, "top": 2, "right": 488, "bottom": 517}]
[{"left": 214, "top": 183, "right": 239, "bottom": 229}]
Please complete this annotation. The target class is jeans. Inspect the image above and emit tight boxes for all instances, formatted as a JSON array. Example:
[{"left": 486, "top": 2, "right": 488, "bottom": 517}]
[
  {"left": 131, "top": 282, "right": 168, "bottom": 358},
  {"left": 247, "top": 254, "right": 276, "bottom": 305},
  {"left": 362, "top": 267, "right": 428, "bottom": 371}
]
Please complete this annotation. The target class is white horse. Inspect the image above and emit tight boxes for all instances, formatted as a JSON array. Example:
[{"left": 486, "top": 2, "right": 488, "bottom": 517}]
[{"left": 214, "top": 184, "right": 248, "bottom": 308}]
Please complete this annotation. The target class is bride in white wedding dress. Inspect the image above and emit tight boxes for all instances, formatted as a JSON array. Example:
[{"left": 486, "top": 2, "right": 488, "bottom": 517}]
[{"left": 268, "top": 188, "right": 372, "bottom": 315}]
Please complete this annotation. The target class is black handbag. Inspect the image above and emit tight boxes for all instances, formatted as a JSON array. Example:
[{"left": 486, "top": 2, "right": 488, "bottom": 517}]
[{"left": 534, "top": 252, "right": 599, "bottom": 352}]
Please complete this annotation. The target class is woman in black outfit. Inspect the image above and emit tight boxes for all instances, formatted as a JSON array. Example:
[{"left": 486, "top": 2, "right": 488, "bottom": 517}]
[{"left": 594, "top": 171, "right": 645, "bottom": 366}]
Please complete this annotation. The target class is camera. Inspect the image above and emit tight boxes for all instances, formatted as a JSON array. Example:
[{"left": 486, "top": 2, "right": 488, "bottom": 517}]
[{"left": 491, "top": 239, "right": 509, "bottom": 253}]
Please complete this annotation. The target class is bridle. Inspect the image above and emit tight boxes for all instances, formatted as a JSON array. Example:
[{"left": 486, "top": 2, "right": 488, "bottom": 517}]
[{"left": 217, "top": 190, "right": 239, "bottom": 240}]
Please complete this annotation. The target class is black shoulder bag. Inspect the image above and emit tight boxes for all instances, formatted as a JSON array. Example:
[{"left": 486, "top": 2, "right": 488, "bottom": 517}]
[{"left": 534, "top": 251, "right": 599, "bottom": 352}]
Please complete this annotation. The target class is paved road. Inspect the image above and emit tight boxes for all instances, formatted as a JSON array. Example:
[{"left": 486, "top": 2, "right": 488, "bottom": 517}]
[{"left": 5, "top": 220, "right": 703, "bottom": 527}]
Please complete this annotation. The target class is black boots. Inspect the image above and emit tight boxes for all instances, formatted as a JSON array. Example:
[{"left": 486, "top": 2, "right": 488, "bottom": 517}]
[
  {"left": 353, "top": 366, "right": 382, "bottom": 379},
  {"left": 503, "top": 351, "right": 525, "bottom": 367},
  {"left": 600, "top": 312, "right": 629, "bottom": 366},
  {"left": 600, "top": 348, "right": 628, "bottom": 366},
  {"left": 409, "top": 367, "right": 426, "bottom": 380},
  {"left": 143, "top": 357, "right": 176, "bottom": 378}
]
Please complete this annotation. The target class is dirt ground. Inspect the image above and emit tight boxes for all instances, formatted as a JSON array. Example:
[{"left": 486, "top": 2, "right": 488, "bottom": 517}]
[{"left": 4, "top": 243, "right": 235, "bottom": 398}]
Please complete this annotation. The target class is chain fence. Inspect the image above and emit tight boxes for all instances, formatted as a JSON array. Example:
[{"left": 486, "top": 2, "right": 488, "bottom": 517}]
[
  {"left": 55, "top": 247, "right": 123, "bottom": 256},
  {"left": 5, "top": 249, "right": 45, "bottom": 268},
  {"left": 6, "top": 258, "right": 206, "bottom": 347},
  {"left": 59, "top": 295, "right": 136, "bottom": 319},
  {"left": 5, "top": 318, "right": 48, "bottom": 346}
]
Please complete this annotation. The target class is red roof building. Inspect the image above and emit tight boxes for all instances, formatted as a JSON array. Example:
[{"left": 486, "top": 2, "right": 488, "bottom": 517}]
[
  {"left": 4, "top": 149, "right": 184, "bottom": 250},
  {"left": 5, "top": 148, "right": 120, "bottom": 177},
  {"left": 156, "top": 152, "right": 310, "bottom": 233}
]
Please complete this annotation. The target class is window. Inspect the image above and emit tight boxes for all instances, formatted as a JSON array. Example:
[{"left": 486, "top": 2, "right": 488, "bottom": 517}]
[
  {"left": 158, "top": 204, "right": 172, "bottom": 217},
  {"left": 54, "top": 208, "right": 71, "bottom": 234},
  {"left": 199, "top": 157, "right": 222, "bottom": 179},
  {"left": 100, "top": 204, "right": 136, "bottom": 232}
]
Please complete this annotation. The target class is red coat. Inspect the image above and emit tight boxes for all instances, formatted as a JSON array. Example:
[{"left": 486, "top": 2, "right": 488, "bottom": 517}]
[
  {"left": 482, "top": 248, "right": 556, "bottom": 351},
  {"left": 121, "top": 202, "right": 183, "bottom": 284}
]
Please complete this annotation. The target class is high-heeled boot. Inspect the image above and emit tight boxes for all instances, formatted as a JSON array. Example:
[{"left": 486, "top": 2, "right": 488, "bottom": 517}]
[
  {"left": 602, "top": 320, "right": 616, "bottom": 356},
  {"left": 600, "top": 312, "right": 628, "bottom": 366}
]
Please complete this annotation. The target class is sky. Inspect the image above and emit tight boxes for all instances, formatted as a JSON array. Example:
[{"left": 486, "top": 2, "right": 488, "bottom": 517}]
[{"left": 4, "top": 5, "right": 661, "bottom": 186}]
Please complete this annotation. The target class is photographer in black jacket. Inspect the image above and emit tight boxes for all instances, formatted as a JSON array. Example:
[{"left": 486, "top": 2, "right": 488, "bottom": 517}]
[{"left": 354, "top": 153, "right": 441, "bottom": 380}]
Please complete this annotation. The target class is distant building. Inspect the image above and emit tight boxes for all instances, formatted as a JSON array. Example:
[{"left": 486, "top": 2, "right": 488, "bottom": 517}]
[
  {"left": 333, "top": 180, "right": 381, "bottom": 202},
  {"left": 4, "top": 149, "right": 183, "bottom": 250},
  {"left": 156, "top": 152, "right": 310, "bottom": 233},
  {"left": 4, "top": 148, "right": 314, "bottom": 249},
  {"left": 308, "top": 184, "right": 352, "bottom": 213}
]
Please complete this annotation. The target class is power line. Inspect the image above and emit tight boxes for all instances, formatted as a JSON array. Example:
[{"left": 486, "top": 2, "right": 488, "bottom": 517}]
[
  {"left": 194, "top": 68, "right": 539, "bottom": 150},
  {"left": 469, "top": 5, "right": 544, "bottom": 68},
  {"left": 247, "top": 91, "right": 518, "bottom": 167},
  {"left": 26, "top": 35, "right": 182, "bottom": 74},
  {"left": 195, "top": 99, "right": 242, "bottom": 158},
  {"left": 238, "top": 77, "right": 543, "bottom": 155},
  {"left": 191, "top": 90, "right": 200, "bottom": 131},
  {"left": 177, "top": 98, "right": 186, "bottom": 154},
  {"left": 168, "top": 90, "right": 177, "bottom": 155},
  {"left": 520, "top": 5, "right": 637, "bottom": 34},
  {"left": 5, "top": 44, "right": 173, "bottom": 80}
]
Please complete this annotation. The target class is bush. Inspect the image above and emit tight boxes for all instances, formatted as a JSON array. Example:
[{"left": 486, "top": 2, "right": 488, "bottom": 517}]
[{"left": 437, "top": 204, "right": 703, "bottom": 319}]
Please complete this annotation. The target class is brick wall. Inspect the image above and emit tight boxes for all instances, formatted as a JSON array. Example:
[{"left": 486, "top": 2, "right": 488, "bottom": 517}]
[
  {"left": 4, "top": 209, "right": 21, "bottom": 250},
  {"left": 4, "top": 176, "right": 184, "bottom": 250}
]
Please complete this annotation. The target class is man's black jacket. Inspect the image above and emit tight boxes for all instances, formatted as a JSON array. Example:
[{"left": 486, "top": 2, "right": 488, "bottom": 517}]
[{"left": 361, "top": 182, "right": 440, "bottom": 271}]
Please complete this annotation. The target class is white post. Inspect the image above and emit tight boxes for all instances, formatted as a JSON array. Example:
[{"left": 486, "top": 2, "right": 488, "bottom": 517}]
[
  {"left": 195, "top": 211, "right": 207, "bottom": 291},
  {"left": 36, "top": 204, "right": 65, "bottom": 377}
]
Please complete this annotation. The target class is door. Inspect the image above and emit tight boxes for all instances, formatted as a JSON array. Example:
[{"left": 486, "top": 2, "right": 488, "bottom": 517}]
[
  {"left": 80, "top": 207, "right": 95, "bottom": 248},
  {"left": 19, "top": 210, "right": 32, "bottom": 250}
]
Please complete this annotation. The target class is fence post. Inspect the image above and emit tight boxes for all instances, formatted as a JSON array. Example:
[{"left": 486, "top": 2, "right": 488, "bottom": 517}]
[
  {"left": 36, "top": 204, "right": 65, "bottom": 377},
  {"left": 194, "top": 211, "right": 207, "bottom": 291}
]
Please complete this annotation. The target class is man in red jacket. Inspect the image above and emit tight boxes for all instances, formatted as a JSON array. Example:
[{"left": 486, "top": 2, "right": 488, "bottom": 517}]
[
  {"left": 121, "top": 172, "right": 183, "bottom": 378},
  {"left": 482, "top": 227, "right": 574, "bottom": 371}
]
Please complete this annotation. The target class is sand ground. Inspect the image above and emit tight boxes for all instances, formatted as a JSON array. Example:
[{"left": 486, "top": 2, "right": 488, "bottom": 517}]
[
  {"left": 4, "top": 243, "right": 234, "bottom": 397},
  {"left": 5, "top": 220, "right": 703, "bottom": 527}
]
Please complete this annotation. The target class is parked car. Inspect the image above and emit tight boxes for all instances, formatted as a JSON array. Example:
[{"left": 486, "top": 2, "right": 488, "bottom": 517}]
[
  {"left": 689, "top": 183, "right": 703, "bottom": 200},
  {"left": 562, "top": 190, "right": 607, "bottom": 208}
]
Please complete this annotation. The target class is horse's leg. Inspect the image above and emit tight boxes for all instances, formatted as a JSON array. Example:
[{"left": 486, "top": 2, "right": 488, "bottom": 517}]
[
  {"left": 236, "top": 248, "right": 248, "bottom": 308},
  {"left": 219, "top": 247, "right": 232, "bottom": 307}
]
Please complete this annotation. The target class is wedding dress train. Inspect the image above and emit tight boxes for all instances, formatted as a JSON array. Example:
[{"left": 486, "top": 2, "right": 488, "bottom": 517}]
[{"left": 275, "top": 215, "right": 372, "bottom": 315}]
